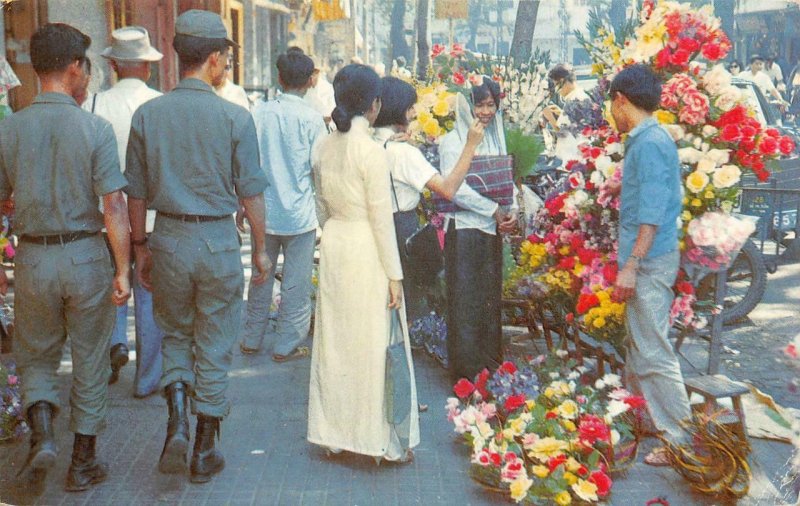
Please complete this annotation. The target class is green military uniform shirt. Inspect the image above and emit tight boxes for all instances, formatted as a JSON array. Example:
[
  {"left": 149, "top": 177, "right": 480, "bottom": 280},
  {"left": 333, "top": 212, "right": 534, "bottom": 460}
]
[
  {"left": 0, "top": 92, "right": 127, "bottom": 235},
  {"left": 125, "top": 78, "right": 268, "bottom": 214}
]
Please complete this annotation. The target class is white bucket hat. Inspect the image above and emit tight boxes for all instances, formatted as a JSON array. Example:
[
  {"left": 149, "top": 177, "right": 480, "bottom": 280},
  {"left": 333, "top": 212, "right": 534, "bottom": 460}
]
[{"left": 101, "top": 26, "right": 163, "bottom": 62}]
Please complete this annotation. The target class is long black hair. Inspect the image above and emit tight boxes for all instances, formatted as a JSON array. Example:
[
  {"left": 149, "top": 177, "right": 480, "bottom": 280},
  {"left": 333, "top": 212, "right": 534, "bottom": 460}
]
[
  {"left": 331, "top": 64, "right": 382, "bottom": 132},
  {"left": 471, "top": 75, "right": 502, "bottom": 108},
  {"left": 374, "top": 76, "right": 417, "bottom": 128}
]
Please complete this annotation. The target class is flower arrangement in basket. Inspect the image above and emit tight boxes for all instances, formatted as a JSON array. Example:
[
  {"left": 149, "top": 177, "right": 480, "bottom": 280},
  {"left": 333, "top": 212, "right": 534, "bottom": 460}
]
[
  {"left": 446, "top": 353, "right": 646, "bottom": 504},
  {"left": 1, "top": 360, "right": 27, "bottom": 442},
  {"left": 681, "top": 211, "right": 756, "bottom": 282}
]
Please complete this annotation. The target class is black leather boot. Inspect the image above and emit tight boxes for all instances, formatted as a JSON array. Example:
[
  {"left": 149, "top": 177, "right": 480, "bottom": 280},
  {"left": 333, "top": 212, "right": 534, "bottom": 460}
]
[
  {"left": 64, "top": 433, "right": 107, "bottom": 492},
  {"left": 18, "top": 401, "right": 57, "bottom": 477},
  {"left": 158, "top": 382, "right": 190, "bottom": 474},
  {"left": 189, "top": 414, "right": 224, "bottom": 483}
]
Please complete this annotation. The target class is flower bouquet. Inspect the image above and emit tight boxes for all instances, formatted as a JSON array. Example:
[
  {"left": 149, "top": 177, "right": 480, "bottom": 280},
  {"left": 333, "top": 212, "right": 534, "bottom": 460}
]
[
  {"left": 681, "top": 211, "right": 756, "bottom": 283},
  {"left": 446, "top": 353, "right": 645, "bottom": 504},
  {"left": 1, "top": 359, "right": 27, "bottom": 442}
]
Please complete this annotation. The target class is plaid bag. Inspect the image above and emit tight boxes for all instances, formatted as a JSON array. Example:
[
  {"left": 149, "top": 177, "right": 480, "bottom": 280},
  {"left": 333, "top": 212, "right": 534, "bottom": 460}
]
[{"left": 431, "top": 155, "right": 514, "bottom": 214}]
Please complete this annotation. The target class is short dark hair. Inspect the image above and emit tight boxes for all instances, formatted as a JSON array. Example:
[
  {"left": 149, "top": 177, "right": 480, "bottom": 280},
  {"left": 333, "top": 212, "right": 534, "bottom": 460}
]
[
  {"left": 173, "top": 34, "right": 229, "bottom": 71},
  {"left": 548, "top": 64, "right": 574, "bottom": 84},
  {"left": 331, "top": 64, "right": 382, "bottom": 132},
  {"left": 609, "top": 64, "right": 661, "bottom": 112},
  {"left": 277, "top": 52, "right": 315, "bottom": 89},
  {"left": 750, "top": 54, "right": 764, "bottom": 64},
  {"left": 728, "top": 60, "right": 742, "bottom": 70},
  {"left": 30, "top": 23, "right": 91, "bottom": 75},
  {"left": 287, "top": 46, "right": 305, "bottom": 56},
  {"left": 374, "top": 77, "right": 417, "bottom": 128},
  {"left": 395, "top": 56, "right": 406, "bottom": 68},
  {"left": 471, "top": 75, "right": 502, "bottom": 108}
]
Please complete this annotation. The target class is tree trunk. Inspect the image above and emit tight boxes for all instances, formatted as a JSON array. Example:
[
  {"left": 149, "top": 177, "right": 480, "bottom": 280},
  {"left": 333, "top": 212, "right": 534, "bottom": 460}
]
[
  {"left": 416, "top": 0, "right": 431, "bottom": 79},
  {"left": 388, "top": 0, "right": 410, "bottom": 71},
  {"left": 509, "top": 0, "right": 540, "bottom": 64}
]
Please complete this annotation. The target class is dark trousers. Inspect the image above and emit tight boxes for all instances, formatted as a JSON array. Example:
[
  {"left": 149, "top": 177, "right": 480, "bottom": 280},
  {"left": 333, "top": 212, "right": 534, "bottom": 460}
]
[
  {"left": 444, "top": 223, "right": 502, "bottom": 380},
  {"left": 394, "top": 210, "right": 430, "bottom": 323}
]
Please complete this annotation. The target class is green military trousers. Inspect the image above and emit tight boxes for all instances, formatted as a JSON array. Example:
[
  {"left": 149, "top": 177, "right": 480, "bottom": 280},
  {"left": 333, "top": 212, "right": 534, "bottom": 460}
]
[
  {"left": 149, "top": 215, "right": 243, "bottom": 418},
  {"left": 14, "top": 234, "right": 114, "bottom": 435}
]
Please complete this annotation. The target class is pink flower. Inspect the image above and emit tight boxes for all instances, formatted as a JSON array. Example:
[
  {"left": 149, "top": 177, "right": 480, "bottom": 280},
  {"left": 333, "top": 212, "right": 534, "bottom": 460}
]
[
  {"left": 7, "top": 375, "right": 18, "bottom": 385},
  {"left": 431, "top": 44, "right": 445, "bottom": 58},
  {"left": 450, "top": 43, "right": 465, "bottom": 58},
  {"left": 452, "top": 71, "right": 466, "bottom": 86}
]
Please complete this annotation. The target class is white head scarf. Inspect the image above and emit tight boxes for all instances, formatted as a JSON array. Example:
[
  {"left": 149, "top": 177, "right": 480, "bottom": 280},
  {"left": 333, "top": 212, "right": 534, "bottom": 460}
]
[{"left": 451, "top": 79, "right": 507, "bottom": 155}]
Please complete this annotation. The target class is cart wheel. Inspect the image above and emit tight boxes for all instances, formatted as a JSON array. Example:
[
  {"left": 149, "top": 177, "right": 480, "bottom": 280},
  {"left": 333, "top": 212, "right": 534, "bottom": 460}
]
[{"left": 696, "top": 239, "right": 767, "bottom": 324}]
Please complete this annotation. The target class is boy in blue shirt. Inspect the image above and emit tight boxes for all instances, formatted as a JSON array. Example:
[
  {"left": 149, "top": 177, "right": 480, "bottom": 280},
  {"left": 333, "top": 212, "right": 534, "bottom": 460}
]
[
  {"left": 238, "top": 51, "right": 327, "bottom": 361},
  {"left": 609, "top": 64, "right": 691, "bottom": 466}
]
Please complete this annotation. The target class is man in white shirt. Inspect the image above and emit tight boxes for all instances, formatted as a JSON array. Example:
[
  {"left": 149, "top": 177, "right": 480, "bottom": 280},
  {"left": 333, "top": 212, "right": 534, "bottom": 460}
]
[
  {"left": 765, "top": 56, "right": 784, "bottom": 87},
  {"left": 214, "top": 55, "right": 250, "bottom": 110},
  {"left": 740, "top": 55, "right": 786, "bottom": 105},
  {"left": 83, "top": 26, "right": 164, "bottom": 397}
]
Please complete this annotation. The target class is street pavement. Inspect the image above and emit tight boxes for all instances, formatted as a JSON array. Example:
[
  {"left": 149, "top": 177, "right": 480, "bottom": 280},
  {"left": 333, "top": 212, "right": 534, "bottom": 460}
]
[{"left": 1, "top": 251, "right": 799, "bottom": 505}]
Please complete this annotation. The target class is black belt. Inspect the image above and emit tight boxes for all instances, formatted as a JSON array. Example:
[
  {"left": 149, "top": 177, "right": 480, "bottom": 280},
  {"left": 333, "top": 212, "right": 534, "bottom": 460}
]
[
  {"left": 157, "top": 211, "right": 230, "bottom": 223},
  {"left": 19, "top": 230, "right": 98, "bottom": 246}
]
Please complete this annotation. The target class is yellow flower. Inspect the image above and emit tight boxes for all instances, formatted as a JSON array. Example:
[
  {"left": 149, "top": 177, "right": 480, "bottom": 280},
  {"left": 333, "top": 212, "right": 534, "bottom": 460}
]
[
  {"left": 563, "top": 471, "right": 578, "bottom": 485},
  {"left": 554, "top": 491, "right": 572, "bottom": 505},
  {"left": 681, "top": 210, "right": 692, "bottom": 221},
  {"left": 593, "top": 317, "right": 607, "bottom": 328},
  {"left": 422, "top": 119, "right": 441, "bottom": 138},
  {"left": 691, "top": 198, "right": 703, "bottom": 207},
  {"left": 544, "top": 387, "right": 556, "bottom": 399},
  {"left": 686, "top": 170, "right": 709, "bottom": 194},
  {"left": 525, "top": 400, "right": 536, "bottom": 410},
  {"left": 527, "top": 437, "right": 570, "bottom": 462},
  {"left": 566, "top": 457, "right": 582, "bottom": 473},
  {"left": 531, "top": 465, "right": 550, "bottom": 478},
  {"left": 509, "top": 475, "right": 533, "bottom": 503},
  {"left": 572, "top": 479, "right": 599, "bottom": 502},
  {"left": 558, "top": 400, "right": 579, "bottom": 419},
  {"left": 704, "top": 190, "right": 715, "bottom": 200},
  {"left": 417, "top": 110, "right": 433, "bottom": 124},
  {"left": 509, "top": 418, "right": 527, "bottom": 436},
  {"left": 654, "top": 109, "right": 676, "bottom": 124},
  {"left": 591, "top": 62, "right": 605, "bottom": 76},
  {"left": 432, "top": 99, "right": 450, "bottom": 117},
  {"left": 682, "top": 196, "right": 689, "bottom": 205},
  {"left": 562, "top": 420, "right": 577, "bottom": 432},
  {"left": 559, "top": 245, "right": 571, "bottom": 256}
]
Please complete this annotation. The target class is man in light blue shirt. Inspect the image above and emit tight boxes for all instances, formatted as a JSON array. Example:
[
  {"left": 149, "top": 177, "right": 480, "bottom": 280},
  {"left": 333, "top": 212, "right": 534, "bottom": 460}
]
[
  {"left": 238, "top": 51, "right": 326, "bottom": 361},
  {"left": 610, "top": 64, "right": 690, "bottom": 467}
]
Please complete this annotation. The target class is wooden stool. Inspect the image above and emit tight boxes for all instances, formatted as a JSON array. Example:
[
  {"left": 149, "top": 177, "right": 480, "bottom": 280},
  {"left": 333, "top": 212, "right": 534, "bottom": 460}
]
[{"left": 684, "top": 375, "right": 749, "bottom": 440}]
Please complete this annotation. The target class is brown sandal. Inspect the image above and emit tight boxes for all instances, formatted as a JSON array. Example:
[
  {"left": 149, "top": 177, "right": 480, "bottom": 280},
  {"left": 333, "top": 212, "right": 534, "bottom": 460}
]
[
  {"left": 644, "top": 447, "right": 671, "bottom": 467},
  {"left": 272, "top": 346, "right": 310, "bottom": 363},
  {"left": 239, "top": 343, "right": 259, "bottom": 355}
]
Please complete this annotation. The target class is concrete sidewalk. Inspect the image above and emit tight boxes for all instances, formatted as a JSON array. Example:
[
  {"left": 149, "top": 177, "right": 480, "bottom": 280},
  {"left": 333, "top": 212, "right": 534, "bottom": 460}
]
[{"left": 1, "top": 258, "right": 798, "bottom": 505}]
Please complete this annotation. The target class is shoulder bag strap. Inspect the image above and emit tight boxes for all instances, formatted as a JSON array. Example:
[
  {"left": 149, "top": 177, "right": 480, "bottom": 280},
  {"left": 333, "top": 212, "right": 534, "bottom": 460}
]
[
  {"left": 383, "top": 139, "right": 400, "bottom": 212},
  {"left": 91, "top": 93, "right": 98, "bottom": 114}
]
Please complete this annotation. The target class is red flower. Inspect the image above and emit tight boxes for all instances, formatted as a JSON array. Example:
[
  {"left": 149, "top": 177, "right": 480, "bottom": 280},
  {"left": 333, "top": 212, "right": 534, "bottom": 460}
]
[
  {"left": 545, "top": 411, "right": 559, "bottom": 420},
  {"left": 676, "top": 281, "right": 694, "bottom": 295},
  {"left": 623, "top": 395, "right": 647, "bottom": 410},
  {"left": 504, "top": 394, "right": 527, "bottom": 413},
  {"left": 758, "top": 136, "right": 779, "bottom": 155},
  {"left": 431, "top": 44, "right": 445, "bottom": 58},
  {"left": 715, "top": 105, "right": 748, "bottom": 127},
  {"left": 576, "top": 293, "right": 600, "bottom": 314},
  {"left": 475, "top": 368, "right": 490, "bottom": 398},
  {"left": 669, "top": 49, "right": 691, "bottom": 67},
  {"left": 589, "top": 147, "right": 603, "bottom": 159},
  {"left": 578, "top": 414, "right": 611, "bottom": 445},
  {"left": 740, "top": 138, "right": 756, "bottom": 152},
  {"left": 701, "top": 42, "right": 722, "bottom": 60},
  {"left": 565, "top": 159, "right": 580, "bottom": 171},
  {"left": 765, "top": 128, "right": 781, "bottom": 138},
  {"left": 577, "top": 465, "right": 589, "bottom": 477},
  {"left": 450, "top": 43, "right": 465, "bottom": 58},
  {"left": 547, "top": 454, "right": 568, "bottom": 471},
  {"left": 780, "top": 136, "right": 796, "bottom": 155},
  {"left": 453, "top": 378, "right": 475, "bottom": 399},
  {"left": 558, "top": 256, "right": 576, "bottom": 270},
  {"left": 499, "top": 361, "right": 518, "bottom": 375},
  {"left": 452, "top": 71, "right": 466, "bottom": 86},
  {"left": 655, "top": 48, "right": 671, "bottom": 69},
  {"left": 719, "top": 124, "right": 741, "bottom": 142},
  {"left": 602, "top": 263, "right": 618, "bottom": 284},
  {"left": 490, "top": 451, "right": 503, "bottom": 467},
  {"left": 740, "top": 125, "right": 758, "bottom": 140},
  {"left": 678, "top": 38, "right": 700, "bottom": 53},
  {"left": 589, "top": 470, "right": 613, "bottom": 497},
  {"left": 565, "top": 312, "right": 575, "bottom": 323}
]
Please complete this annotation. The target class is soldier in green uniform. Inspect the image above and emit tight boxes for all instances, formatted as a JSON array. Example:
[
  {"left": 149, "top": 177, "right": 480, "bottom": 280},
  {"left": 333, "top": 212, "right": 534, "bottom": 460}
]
[
  {"left": 125, "top": 10, "right": 270, "bottom": 484},
  {"left": 0, "top": 24, "right": 131, "bottom": 491}
]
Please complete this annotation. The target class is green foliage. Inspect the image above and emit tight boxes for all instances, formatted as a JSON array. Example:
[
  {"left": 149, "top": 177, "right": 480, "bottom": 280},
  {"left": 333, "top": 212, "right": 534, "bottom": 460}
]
[{"left": 505, "top": 127, "right": 545, "bottom": 183}]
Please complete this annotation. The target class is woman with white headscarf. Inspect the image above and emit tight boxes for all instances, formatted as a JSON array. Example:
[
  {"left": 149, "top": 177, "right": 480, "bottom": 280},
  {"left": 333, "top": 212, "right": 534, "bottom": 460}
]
[{"left": 438, "top": 76, "right": 517, "bottom": 380}]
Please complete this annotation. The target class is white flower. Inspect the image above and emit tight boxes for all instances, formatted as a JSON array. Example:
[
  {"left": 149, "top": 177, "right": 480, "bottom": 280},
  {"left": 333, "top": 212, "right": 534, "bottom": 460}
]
[
  {"left": 556, "top": 349, "right": 568, "bottom": 358},
  {"left": 611, "top": 429, "right": 621, "bottom": 445},
  {"left": 678, "top": 147, "right": 704, "bottom": 164},
  {"left": 714, "top": 85, "right": 743, "bottom": 112},
  {"left": 693, "top": 137, "right": 703, "bottom": 149},
  {"left": 712, "top": 164, "right": 741, "bottom": 189},
  {"left": 605, "top": 142, "right": 624, "bottom": 156},
  {"left": 696, "top": 157, "right": 717, "bottom": 174},
  {"left": 549, "top": 372, "right": 561, "bottom": 379},
  {"left": 602, "top": 374, "right": 622, "bottom": 388},
  {"left": 702, "top": 125, "right": 719, "bottom": 137},
  {"left": 606, "top": 399, "right": 631, "bottom": 418},
  {"left": 594, "top": 379, "right": 606, "bottom": 390},
  {"left": 706, "top": 148, "right": 730, "bottom": 165},
  {"left": 567, "top": 371, "right": 580, "bottom": 380},
  {"left": 664, "top": 124, "right": 686, "bottom": 142},
  {"left": 590, "top": 170, "right": 605, "bottom": 187},
  {"left": 702, "top": 63, "right": 732, "bottom": 96},
  {"left": 595, "top": 155, "right": 614, "bottom": 176}
]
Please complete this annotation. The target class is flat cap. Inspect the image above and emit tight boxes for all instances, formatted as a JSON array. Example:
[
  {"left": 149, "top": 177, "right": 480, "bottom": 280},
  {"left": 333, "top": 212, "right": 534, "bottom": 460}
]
[{"left": 175, "top": 9, "right": 238, "bottom": 48}]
